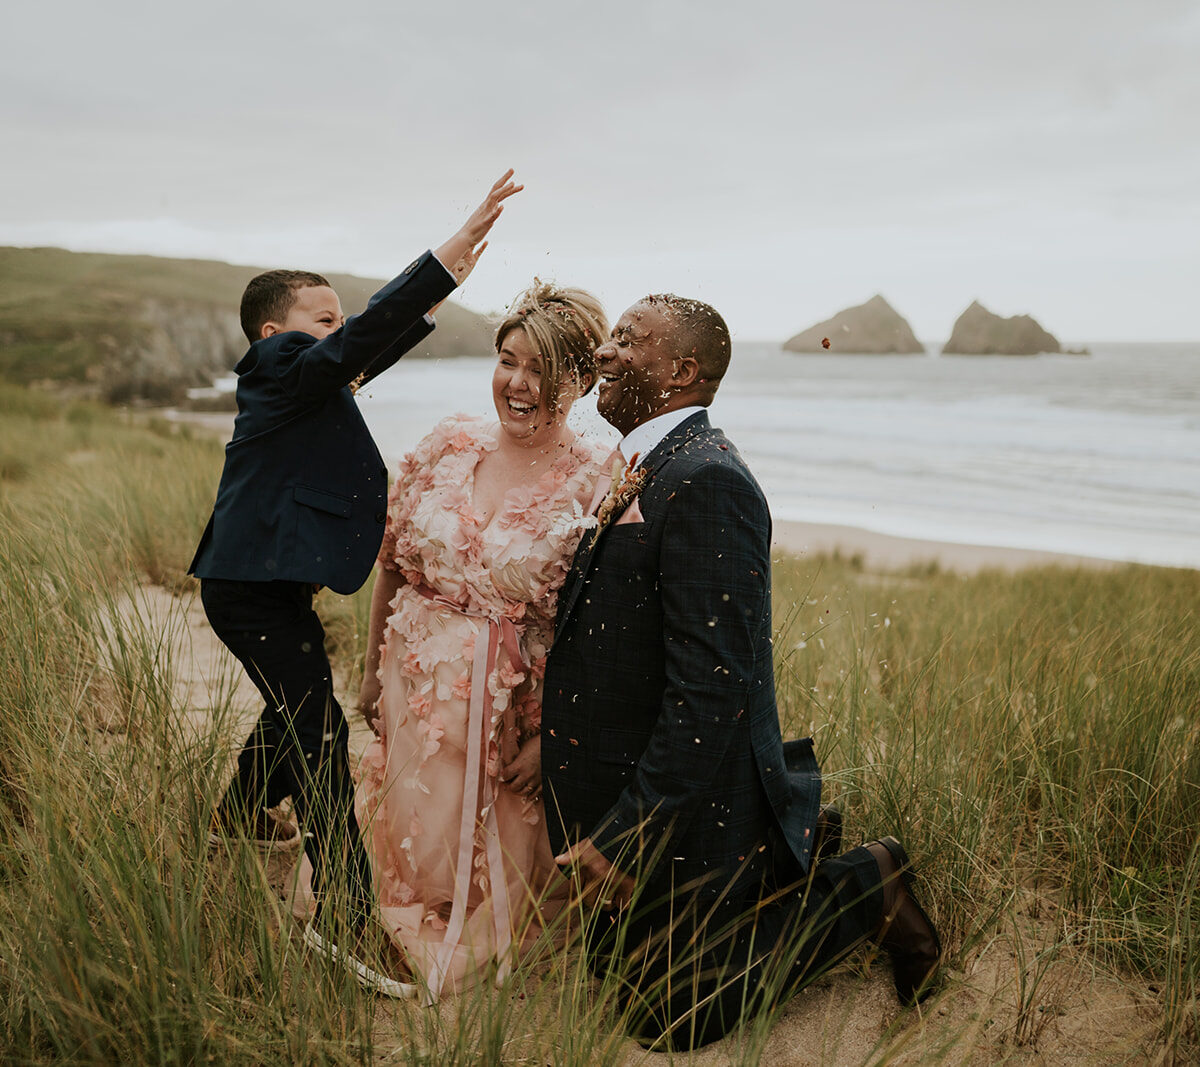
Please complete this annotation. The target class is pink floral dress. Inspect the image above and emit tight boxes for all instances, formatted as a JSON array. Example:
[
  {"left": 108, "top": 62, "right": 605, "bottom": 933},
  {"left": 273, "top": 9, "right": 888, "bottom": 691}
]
[{"left": 355, "top": 415, "right": 605, "bottom": 997}]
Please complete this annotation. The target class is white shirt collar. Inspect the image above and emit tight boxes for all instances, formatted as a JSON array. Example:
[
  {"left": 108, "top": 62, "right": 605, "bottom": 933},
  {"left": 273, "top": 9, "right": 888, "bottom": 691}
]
[{"left": 620, "top": 406, "right": 706, "bottom": 468}]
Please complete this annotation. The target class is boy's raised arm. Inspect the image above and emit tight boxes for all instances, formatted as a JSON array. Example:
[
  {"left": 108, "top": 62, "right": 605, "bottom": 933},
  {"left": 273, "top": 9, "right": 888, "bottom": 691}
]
[{"left": 275, "top": 171, "right": 523, "bottom": 400}]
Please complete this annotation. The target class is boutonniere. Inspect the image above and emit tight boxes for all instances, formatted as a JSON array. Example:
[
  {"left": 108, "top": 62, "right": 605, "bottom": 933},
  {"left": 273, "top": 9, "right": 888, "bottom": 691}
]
[{"left": 590, "top": 452, "right": 646, "bottom": 547}]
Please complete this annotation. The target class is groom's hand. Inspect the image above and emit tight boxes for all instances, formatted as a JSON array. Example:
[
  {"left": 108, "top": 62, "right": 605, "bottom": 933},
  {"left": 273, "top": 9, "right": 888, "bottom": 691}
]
[{"left": 555, "top": 838, "right": 635, "bottom": 912}]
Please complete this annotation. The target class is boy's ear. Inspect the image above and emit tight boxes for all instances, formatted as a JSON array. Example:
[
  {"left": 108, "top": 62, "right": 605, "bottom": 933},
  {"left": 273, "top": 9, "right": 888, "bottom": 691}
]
[{"left": 260, "top": 321, "right": 281, "bottom": 339}]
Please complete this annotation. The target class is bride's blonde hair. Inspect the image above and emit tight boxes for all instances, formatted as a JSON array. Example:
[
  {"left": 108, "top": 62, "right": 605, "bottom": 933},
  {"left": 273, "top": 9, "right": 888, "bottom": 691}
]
[{"left": 494, "top": 280, "right": 608, "bottom": 413}]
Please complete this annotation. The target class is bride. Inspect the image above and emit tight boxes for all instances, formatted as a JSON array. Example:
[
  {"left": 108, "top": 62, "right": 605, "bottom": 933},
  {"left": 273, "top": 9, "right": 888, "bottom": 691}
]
[{"left": 355, "top": 281, "right": 609, "bottom": 998}]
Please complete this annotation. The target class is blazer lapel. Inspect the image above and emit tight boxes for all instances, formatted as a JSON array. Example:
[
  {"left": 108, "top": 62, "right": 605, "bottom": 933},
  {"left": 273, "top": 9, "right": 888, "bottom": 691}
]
[
  {"left": 639, "top": 409, "right": 710, "bottom": 478},
  {"left": 553, "top": 411, "right": 711, "bottom": 642}
]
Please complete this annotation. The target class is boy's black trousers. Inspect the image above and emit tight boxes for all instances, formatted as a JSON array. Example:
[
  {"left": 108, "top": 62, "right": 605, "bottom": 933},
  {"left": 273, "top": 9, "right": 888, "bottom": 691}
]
[{"left": 201, "top": 577, "right": 372, "bottom": 925}]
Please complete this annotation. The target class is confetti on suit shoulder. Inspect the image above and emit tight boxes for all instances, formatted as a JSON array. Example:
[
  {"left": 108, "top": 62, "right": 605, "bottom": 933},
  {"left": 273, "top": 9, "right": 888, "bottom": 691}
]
[{"left": 821, "top": 337, "right": 831, "bottom": 349}]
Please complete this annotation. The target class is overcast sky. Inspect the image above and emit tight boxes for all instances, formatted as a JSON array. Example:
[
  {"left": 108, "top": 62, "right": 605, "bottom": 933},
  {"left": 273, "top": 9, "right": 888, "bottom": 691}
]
[{"left": 4, "top": 1, "right": 1197, "bottom": 341}]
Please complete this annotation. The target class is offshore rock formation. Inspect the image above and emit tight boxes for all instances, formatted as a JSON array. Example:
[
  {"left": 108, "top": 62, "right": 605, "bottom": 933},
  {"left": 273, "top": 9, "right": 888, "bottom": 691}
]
[
  {"left": 942, "top": 301, "right": 1061, "bottom": 355},
  {"left": 784, "top": 294, "right": 924, "bottom": 354}
]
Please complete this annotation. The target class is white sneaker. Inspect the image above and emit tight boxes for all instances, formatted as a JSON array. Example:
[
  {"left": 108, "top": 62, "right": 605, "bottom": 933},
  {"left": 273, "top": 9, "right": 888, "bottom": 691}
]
[
  {"left": 207, "top": 809, "right": 302, "bottom": 852},
  {"left": 302, "top": 923, "right": 417, "bottom": 999}
]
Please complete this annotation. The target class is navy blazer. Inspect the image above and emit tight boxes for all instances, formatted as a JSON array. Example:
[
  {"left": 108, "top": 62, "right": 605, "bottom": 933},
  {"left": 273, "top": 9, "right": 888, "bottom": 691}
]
[
  {"left": 542, "top": 411, "right": 821, "bottom": 907},
  {"left": 189, "top": 250, "right": 456, "bottom": 595}
]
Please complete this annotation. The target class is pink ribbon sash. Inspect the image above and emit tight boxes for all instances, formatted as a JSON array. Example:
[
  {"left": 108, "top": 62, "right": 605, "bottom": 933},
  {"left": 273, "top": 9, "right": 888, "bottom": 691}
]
[{"left": 410, "top": 580, "right": 528, "bottom": 1000}]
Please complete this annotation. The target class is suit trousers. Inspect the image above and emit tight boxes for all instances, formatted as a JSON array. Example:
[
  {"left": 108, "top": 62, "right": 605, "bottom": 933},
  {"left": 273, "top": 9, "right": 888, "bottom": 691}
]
[
  {"left": 584, "top": 844, "right": 883, "bottom": 1051},
  {"left": 201, "top": 578, "right": 372, "bottom": 924}
]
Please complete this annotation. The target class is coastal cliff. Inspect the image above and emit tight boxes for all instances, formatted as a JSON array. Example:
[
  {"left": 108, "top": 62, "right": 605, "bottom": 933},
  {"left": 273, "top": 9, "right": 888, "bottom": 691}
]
[
  {"left": 942, "top": 300, "right": 1061, "bottom": 355},
  {"left": 784, "top": 294, "right": 924, "bottom": 354},
  {"left": 0, "top": 247, "right": 495, "bottom": 404}
]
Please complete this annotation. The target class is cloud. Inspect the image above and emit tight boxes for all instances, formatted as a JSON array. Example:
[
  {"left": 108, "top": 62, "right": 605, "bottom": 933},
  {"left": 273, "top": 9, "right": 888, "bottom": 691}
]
[{"left": 2, "top": 0, "right": 1196, "bottom": 339}]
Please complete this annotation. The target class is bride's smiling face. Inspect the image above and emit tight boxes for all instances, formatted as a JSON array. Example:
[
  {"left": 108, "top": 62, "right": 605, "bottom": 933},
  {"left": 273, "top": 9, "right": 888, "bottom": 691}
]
[{"left": 493, "top": 328, "right": 575, "bottom": 446}]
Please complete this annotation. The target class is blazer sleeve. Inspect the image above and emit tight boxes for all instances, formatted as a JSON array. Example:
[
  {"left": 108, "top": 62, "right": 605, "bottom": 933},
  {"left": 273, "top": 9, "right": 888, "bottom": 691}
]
[
  {"left": 591, "top": 460, "right": 774, "bottom": 869},
  {"left": 275, "top": 250, "right": 456, "bottom": 404},
  {"left": 355, "top": 316, "right": 435, "bottom": 391}
]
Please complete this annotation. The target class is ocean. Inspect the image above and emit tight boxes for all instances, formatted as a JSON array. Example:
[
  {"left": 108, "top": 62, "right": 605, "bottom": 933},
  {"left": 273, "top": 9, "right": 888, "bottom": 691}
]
[{"left": 335, "top": 342, "right": 1197, "bottom": 569}]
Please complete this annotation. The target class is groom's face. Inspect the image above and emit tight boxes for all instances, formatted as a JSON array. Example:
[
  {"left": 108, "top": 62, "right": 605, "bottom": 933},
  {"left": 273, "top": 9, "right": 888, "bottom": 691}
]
[{"left": 595, "top": 302, "right": 677, "bottom": 436}]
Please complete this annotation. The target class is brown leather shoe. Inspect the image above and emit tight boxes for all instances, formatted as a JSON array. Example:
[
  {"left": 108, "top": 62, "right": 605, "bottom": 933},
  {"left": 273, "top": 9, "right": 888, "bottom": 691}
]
[{"left": 866, "top": 836, "right": 941, "bottom": 1005}]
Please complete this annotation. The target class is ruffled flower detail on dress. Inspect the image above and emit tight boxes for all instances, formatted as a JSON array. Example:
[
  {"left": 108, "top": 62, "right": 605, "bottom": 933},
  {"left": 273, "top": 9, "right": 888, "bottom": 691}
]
[
  {"left": 378, "top": 866, "right": 415, "bottom": 908},
  {"left": 473, "top": 848, "right": 490, "bottom": 895},
  {"left": 398, "top": 812, "right": 424, "bottom": 868},
  {"left": 418, "top": 714, "right": 444, "bottom": 760},
  {"left": 549, "top": 497, "right": 598, "bottom": 541},
  {"left": 451, "top": 672, "right": 472, "bottom": 700},
  {"left": 407, "top": 688, "right": 432, "bottom": 720},
  {"left": 358, "top": 740, "right": 386, "bottom": 794},
  {"left": 519, "top": 794, "right": 541, "bottom": 826}
]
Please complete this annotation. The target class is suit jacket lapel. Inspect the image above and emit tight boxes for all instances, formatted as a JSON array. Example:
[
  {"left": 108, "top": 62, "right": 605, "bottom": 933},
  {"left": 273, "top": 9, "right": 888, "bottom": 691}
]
[
  {"left": 639, "top": 409, "right": 710, "bottom": 478},
  {"left": 553, "top": 411, "right": 711, "bottom": 643}
]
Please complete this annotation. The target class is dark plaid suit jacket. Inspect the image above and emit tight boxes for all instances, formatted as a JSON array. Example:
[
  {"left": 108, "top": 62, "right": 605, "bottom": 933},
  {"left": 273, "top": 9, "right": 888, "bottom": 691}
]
[{"left": 542, "top": 410, "right": 822, "bottom": 911}]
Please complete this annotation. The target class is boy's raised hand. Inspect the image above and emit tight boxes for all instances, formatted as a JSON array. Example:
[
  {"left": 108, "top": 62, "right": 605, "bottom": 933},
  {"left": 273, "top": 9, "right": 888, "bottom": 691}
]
[
  {"left": 433, "top": 170, "right": 523, "bottom": 294},
  {"left": 462, "top": 169, "right": 523, "bottom": 245},
  {"left": 448, "top": 240, "right": 487, "bottom": 288}
]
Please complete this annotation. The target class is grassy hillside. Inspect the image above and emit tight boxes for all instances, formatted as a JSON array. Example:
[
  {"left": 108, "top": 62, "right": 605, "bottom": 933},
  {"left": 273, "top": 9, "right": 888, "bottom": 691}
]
[{"left": 0, "top": 246, "right": 496, "bottom": 404}]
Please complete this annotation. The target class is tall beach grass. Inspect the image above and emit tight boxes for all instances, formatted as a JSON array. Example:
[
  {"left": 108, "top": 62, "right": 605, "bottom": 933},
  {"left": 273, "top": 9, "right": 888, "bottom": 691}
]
[{"left": 0, "top": 383, "right": 1195, "bottom": 1063}]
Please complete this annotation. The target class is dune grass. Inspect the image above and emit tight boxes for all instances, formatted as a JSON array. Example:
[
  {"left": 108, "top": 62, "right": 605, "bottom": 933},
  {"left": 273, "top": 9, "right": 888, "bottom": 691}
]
[{"left": 0, "top": 382, "right": 1195, "bottom": 1063}]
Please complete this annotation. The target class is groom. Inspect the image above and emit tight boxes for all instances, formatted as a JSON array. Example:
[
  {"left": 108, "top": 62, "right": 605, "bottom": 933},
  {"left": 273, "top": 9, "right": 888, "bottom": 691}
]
[{"left": 541, "top": 295, "right": 940, "bottom": 1049}]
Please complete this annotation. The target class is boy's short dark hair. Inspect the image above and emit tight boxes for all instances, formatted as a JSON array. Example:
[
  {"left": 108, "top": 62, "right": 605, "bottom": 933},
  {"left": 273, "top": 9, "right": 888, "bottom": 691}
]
[{"left": 240, "top": 269, "right": 332, "bottom": 342}]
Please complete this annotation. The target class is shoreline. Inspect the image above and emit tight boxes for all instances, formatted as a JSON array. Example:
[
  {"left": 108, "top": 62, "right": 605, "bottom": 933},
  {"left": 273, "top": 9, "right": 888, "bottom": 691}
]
[
  {"left": 160, "top": 408, "right": 1152, "bottom": 575},
  {"left": 772, "top": 519, "right": 1118, "bottom": 573}
]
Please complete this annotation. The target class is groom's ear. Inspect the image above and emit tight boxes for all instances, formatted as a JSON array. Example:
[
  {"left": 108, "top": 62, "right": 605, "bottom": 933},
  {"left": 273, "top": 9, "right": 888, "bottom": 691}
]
[{"left": 670, "top": 354, "right": 700, "bottom": 389}]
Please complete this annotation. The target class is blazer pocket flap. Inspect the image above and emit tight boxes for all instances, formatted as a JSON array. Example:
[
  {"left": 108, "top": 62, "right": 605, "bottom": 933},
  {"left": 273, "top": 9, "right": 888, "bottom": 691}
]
[
  {"left": 293, "top": 485, "right": 353, "bottom": 517},
  {"left": 597, "top": 726, "right": 647, "bottom": 767}
]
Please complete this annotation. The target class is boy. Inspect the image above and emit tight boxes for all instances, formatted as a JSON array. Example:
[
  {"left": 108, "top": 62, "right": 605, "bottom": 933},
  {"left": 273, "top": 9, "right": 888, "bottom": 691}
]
[{"left": 189, "top": 171, "right": 522, "bottom": 994}]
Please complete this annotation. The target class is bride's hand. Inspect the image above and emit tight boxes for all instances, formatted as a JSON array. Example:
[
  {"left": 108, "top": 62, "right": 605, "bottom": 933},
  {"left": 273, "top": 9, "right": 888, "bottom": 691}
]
[
  {"left": 499, "top": 734, "right": 542, "bottom": 797},
  {"left": 359, "top": 673, "right": 383, "bottom": 734}
]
